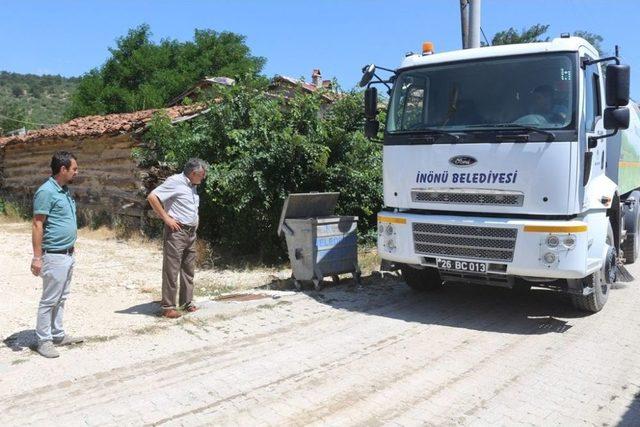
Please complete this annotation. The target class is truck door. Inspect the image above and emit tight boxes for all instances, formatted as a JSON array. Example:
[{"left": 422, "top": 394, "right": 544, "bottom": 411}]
[{"left": 582, "top": 56, "right": 605, "bottom": 187}]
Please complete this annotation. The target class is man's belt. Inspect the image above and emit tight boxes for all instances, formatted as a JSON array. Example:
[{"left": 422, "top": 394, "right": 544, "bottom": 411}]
[
  {"left": 179, "top": 223, "right": 197, "bottom": 231},
  {"left": 43, "top": 247, "right": 75, "bottom": 255}
]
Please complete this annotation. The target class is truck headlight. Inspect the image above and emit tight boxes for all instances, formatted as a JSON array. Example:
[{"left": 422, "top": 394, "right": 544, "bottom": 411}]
[
  {"left": 562, "top": 235, "right": 576, "bottom": 249},
  {"left": 543, "top": 252, "right": 556, "bottom": 264},
  {"left": 545, "top": 235, "right": 560, "bottom": 248},
  {"left": 386, "top": 238, "right": 396, "bottom": 250},
  {"left": 386, "top": 224, "right": 394, "bottom": 235},
  {"left": 378, "top": 224, "right": 385, "bottom": 234}
]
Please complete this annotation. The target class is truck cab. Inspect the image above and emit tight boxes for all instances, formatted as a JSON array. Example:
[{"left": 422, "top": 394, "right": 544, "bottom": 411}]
[{"left": 362, "top": 37, "right": 636, "bottom": 312}]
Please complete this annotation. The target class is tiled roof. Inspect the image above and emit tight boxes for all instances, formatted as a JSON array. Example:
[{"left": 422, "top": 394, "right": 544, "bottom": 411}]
[
  {"left": 0, "top": 105, "right": 205, "bottom": 147},
  {"left": 270, "top": 75, "right": 339, "bottom": 101}
]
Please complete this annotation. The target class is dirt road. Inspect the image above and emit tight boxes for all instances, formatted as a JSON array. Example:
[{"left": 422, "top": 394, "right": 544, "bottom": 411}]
[{"left": 1, "top": 220, "right": 639, "bottom": 426}]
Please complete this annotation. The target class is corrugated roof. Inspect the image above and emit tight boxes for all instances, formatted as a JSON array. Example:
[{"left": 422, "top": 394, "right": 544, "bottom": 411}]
[{"left": 0, "top": 105, "right": 205, "bottom": 148}]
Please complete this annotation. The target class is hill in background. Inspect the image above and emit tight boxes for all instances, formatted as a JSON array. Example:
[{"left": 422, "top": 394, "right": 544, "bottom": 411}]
[{"left": 0, "top": 71, "right": 79, "bottom": 134}]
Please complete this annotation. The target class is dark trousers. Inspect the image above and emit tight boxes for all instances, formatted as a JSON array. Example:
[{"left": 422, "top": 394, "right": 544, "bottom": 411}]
[{"left": 162, "top": 226, "right": 197, "bottom": 309}]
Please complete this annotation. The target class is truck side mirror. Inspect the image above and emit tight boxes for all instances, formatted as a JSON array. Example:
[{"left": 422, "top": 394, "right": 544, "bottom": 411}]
[
  {"left": 359, "top": 64, "right": 376, "bottom": 88},
  {"left": 364, "top": 119, "right": 380, "bottom": 139},
  {"left": 603, "top": 107, "right": 630, "bottom": 130},
  {"left": 364, "top": 86, "right": 378, "bottom": 119},
  {"left": 606, "top": 64, "right": 630, "bottom": 107}
]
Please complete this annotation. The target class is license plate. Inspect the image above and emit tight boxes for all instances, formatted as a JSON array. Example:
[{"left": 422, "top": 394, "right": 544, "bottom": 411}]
[{"left": 436, "top": 258, "right": 487, "bottom": 273}]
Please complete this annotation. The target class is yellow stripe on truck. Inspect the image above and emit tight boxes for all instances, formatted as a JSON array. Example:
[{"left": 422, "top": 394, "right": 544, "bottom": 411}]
[
  {"left": 523, "top": 225, "right": 588, "bottom": 233},
  {"left": 378, "top": 216, "right": 407, "bottom": 224},
  {"left": 619, "top": 161, "right": 640, "bottom": 168}
]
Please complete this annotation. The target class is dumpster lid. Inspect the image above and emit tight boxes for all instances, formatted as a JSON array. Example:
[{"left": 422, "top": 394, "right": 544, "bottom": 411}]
[{"left": 277, "top": 192, "right": 340, "bottom": 236}]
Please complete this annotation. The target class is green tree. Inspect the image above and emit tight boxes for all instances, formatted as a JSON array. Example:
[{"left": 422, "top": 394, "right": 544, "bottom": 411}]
[
  {"left": 141, "top": 84, "right": 382, "bottom": 260},
  {"left": 573, "top": 30, "right": 604, "bottom": 54},
  {"left": 0, "top": 101, "right": 27, "bottom": 134},
  {"left": 65, "top": 24, "right": 266, "bottom": 119},
  {"left": 489, "top": 25, "right": 604, "bottom": 55},
  {"left": 491, "top": 24, "right": 550, "bottom": 45}
]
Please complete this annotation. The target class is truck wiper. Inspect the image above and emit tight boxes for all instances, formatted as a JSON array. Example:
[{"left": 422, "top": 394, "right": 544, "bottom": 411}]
[
  {"left": 464, "top": 123, "right": 555, "bottom": 142},
  {"left": 400, "top": 127, "right": 460, "bottom": 142}
]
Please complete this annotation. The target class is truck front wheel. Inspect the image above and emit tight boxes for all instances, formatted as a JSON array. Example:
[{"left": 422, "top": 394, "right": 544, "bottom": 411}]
[
  {"left": 571, "top": 223, "right": 614, "bottom": 312},
  {"left": 401, "top": 265, "right": 443, "bottom": 292}
]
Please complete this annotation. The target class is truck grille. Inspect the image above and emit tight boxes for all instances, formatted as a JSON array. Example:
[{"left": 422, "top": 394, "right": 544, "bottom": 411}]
[
  {"left": 412, "top": 190, "right": 524, "bottom": 206},
  {"left": 412, "top": 223, "right": 517, "bottom": 262}
]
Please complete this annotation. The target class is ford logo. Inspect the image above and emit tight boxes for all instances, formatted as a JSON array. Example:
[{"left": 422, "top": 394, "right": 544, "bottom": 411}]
[{"left": 449, "top": 155, "right": 477, "bottom": 167}]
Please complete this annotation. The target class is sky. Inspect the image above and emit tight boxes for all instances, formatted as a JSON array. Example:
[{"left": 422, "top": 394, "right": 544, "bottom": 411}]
[{"left": 1, "top": 0, "right": 639, "bottom": 98}]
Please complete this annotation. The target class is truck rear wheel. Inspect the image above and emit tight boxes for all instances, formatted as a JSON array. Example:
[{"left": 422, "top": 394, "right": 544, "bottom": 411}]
[
  {"left": 621, "top": 191, "right": 640, "bottom": 264},
  {"left": 571, "top": 224, "right": 614, "bottom": 312},
  {"left": 401, "top": 265, "right": 443, "bottom": 292}
]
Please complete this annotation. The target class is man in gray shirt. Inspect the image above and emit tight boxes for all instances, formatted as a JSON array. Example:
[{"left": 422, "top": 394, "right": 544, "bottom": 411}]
[{"left": 147, "top": 158, "right": 208, "bottom": 319}]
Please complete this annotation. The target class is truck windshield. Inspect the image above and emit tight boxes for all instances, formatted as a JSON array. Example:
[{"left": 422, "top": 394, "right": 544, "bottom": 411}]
[{"left": 387, "top": 53, "right": 576, "bottom": 134}]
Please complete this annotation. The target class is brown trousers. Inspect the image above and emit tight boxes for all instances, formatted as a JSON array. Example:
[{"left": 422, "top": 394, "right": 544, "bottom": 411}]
[{"left": 162, "top": 226, "right": 197, "bottom": 309}]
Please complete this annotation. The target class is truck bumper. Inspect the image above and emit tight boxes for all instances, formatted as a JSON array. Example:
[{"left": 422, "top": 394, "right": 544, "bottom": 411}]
[{"left": 377, "top": 211, "right": 597, "bottom": 280}]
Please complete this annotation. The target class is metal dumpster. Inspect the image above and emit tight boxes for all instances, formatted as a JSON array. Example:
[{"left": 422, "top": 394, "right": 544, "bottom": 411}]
[{"left": 278, "top": 192, "right": 361, "bottom": 291}]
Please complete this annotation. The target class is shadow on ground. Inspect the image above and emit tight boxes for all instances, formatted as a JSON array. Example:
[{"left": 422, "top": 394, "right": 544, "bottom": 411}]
[
  {"left": 115, "top": 301, "right": 161, "bottom": 317},
  {"left": 619, "top": 391, "right": 640, "bottom": 426},
  {"left": 305, "top": 272, "right": 594, "bottom": 336},
  {"left": 3, "top": 330, "right": 37, "bottom": 351}
]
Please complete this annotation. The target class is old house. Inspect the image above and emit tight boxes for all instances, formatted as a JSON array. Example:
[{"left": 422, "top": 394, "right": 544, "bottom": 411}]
[
  {"left": 268, "top": 69, "right": 339, "bottom": 116},
  {"left": 0, "top": 105, "right": 203, "bottom": 227},
  {"left": 166, "top": 70, "right": 339, "bottom": 110},
  {"left": 0, "top": 69, "right": 339, "bottom": 229},
  {"left": 166, "top": 76, "right": 235, "bottom": 107}
]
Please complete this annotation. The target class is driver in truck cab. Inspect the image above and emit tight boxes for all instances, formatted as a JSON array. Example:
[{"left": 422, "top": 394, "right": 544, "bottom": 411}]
[{"left": 530, "top": 84, "right": 566, "bottom": 124}]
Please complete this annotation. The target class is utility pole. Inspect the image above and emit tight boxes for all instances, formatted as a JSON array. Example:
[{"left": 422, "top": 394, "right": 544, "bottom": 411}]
[
  {"left": 460, "top": 0, "right": 469, "bottom": 49},
  {"left": 468, "top": 0, "right": 481, "bottom": 48}
]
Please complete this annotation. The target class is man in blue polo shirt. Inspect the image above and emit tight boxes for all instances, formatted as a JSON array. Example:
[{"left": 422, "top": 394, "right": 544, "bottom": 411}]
[{"left": 31, "top": 151, "right": 83, "bottom": 358}]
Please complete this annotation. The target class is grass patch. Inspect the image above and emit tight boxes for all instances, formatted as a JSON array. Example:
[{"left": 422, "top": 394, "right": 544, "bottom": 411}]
[
  {"left": 195, "top": 282, "right": 237, "bottom": 298},
  {"left": 85, "top": 334, "right": 119, "bottom": 343},
  {"left": 0, "top": 199, "right": 30, "bottom": 221},
  {"left": 257, "top": 300, "right": 292, "bottom": 311},
  {"left": 358, "top": 245, "right": 380, "bottom": 274},
  {"left": 132, "top": 324, "right": 163, "bottom": 335},
  {"left": 11, "top": 359, "right": 27, "bottom": 365}
]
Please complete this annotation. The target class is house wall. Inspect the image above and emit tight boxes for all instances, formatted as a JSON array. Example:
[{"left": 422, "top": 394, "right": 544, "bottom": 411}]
[
  {"left": 0, "top": 144, "right": 5, "bottom": 191},
  {"left": 0, "top": 134, "right": 151, "bottom": 226}
]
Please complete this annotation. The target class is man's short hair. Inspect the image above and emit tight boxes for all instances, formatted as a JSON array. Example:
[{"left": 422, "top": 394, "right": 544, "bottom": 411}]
[
  {"left": 183, "top": 158, "right": 209, "bottom": 176},
  {"left": 50, "top": 151, "right": 77, "bottom": 175}
]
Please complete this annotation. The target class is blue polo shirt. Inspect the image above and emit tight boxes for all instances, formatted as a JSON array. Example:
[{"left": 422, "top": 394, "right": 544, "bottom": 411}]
[{"left": 33, "top": 177, "right": 77, "bottom": 251}]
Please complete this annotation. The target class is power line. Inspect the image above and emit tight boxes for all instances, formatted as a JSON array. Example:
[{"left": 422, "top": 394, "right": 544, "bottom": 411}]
[
  {"left": 0, "top": 112, "right": 56, "bottom": 127},
  {"left": 480, "top": 26, "right": 491, "bottom": 46}
]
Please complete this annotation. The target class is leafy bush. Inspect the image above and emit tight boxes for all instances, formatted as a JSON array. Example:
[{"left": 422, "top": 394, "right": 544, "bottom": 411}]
[
  {"left": 0, "top": 197, "right": 31, "bottom": 220},
  {"left": 142, "top": 84, "right": 382, "bottom": 260}
]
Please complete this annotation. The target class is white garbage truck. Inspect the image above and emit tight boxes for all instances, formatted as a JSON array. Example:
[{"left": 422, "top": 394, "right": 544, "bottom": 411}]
[{"left": 360, "top": 36, "right": 639, "bottom": 312}]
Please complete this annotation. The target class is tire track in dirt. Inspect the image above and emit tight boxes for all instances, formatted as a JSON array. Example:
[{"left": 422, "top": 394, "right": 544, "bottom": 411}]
[
  {"left": 149, "top": 293, "right": 534, "bottom": 425},
  {"left": 1, "top": 288, "right": 451, "bottom": 422}
]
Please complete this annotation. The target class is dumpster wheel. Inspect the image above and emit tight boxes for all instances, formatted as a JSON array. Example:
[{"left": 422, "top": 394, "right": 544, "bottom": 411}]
[
  {"left": 293, "top": 279, "right": 303, "bottom": 292},
  {"left": 313, "top": 279, "right": 324, "bottom": 291},
  {"left": 353, "top": 272, "right": 362, "bottom": 287}
]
